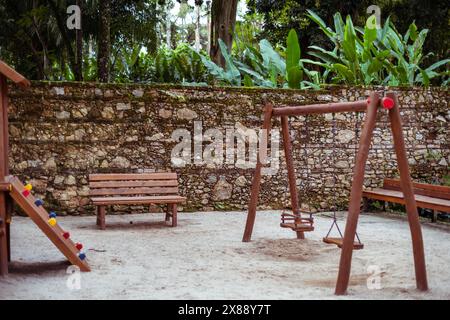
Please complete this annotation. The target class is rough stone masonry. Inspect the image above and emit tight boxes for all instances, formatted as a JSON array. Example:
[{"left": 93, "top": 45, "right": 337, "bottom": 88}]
[{"left": 7, "top": 82, "right": 449, "bottom": 215}]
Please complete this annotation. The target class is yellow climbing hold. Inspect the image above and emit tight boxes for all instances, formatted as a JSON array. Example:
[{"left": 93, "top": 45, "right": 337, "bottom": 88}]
[
  {"left": 24, "top": 184, "right": 33, "bottom": 191},
  {"left": 48, "top": 217, "right": 57, "bottom": 226}
]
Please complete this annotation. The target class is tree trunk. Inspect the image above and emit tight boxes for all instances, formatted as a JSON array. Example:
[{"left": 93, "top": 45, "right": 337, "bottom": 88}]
[
  {"left": 97, "top": 0, "right": 111, "bottom": 83},
  {"left": 209, "top": 0, "right": 238, "bottom": 67},
  {"left": 195, "top": 1, "right": 203, "bottom": 52},
  {"left": 206, "top": 1, "right": 211, "bottom": 55},
  {"left": 74, "top": 0, "right": 83, "bottom": 81},
  {"left": 166, "top": 1, "right": 171, "bottom": 48}
]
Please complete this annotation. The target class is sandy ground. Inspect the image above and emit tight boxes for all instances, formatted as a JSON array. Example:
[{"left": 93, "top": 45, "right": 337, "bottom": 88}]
[{"left": 0, "top": 210, "right": 449, "bottom": 300}]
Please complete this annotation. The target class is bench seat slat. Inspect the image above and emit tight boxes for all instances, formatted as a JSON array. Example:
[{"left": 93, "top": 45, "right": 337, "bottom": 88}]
[
  {"left": 89, "top": 173, "right": 177, "bottom": 181},
  {"left": 91, "top": 195, "right": 186, "bottom": 205},
  {"left": 89, "top": 186, "right": 179, "bottom": 196},
  {"left": 89, "top": 180, "right": 178, "bottom": 188},
  {"left": 363, "top": 188, "right": 450, "bottom": 212}
]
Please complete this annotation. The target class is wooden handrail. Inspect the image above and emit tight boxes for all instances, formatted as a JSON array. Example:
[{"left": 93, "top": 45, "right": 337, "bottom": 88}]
[{"left": 0, "top": 60, "right": 30, "bottom": 88}]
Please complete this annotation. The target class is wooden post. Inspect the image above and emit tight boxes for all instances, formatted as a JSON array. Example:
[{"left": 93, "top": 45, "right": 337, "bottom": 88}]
[
  {"left": 335, "top": 92, "right": 380, "bottom": 295},
  {"left": 386, "top": 91, "right": 428, "bottom": 291},
  {"left": 281, "top": 116, "right": 304, "bottom": 239},
  {"left": 0, "top": 75, "right": 9, "bottom": 275},
  {"left": 242, "top": 103, "right": 273, "bottom": 242}
]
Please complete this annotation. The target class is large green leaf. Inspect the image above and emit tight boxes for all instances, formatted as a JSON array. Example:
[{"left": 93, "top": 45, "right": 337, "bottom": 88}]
[
  {"left": 259, "top": 39, "right": 286, "bottom": 74},
  {"left": 367, "top": 59, "right": 383, "bottom": 75},
  {"left": 333, "top": 63, "right": 355, "bottom": 83},
  {"left": 218, "top": 39, "right": 241, "bottom": 86},
  {"left": 342, "top": 16, "right": 357, "bottom": 62},
  {"left": 307, "top": 46, "right": 340, "bottom": 64},
  {"left": 333, "top": 13, "right": 345, "bottom": 44},
  {"left": 286, "top": 29, "right": 301, "bottom": 72},
  {"left": 425, "top": 59, "right": 450, "bottom": 72},
  {"left": 287, "top": 66, "right": 303, "bottom": 89},
  {"left": 307, "top": 9, "right": 335, "bottom": 40},
  {"left": 243, "top": 74, "right": 254, "bottom": 87}
]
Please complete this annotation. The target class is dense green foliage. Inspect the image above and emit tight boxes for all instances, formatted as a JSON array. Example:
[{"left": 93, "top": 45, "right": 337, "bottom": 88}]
[
  {"left": 0, "top": 0, "right": 448, "bottom": 87},
  {"left": 305, "top": 11, "right": 449, "bottom": 86},
  {"left": 247, "top": 0, "right": 449, "bottom": 64}
]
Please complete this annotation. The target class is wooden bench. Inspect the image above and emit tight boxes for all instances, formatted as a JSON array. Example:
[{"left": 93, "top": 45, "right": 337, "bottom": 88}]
[
  {"left": 89, "top": 173, "right": 186, "bottom": 229},
  {"left": 363, "top": 178, "right": 450, "bottom": 222}
]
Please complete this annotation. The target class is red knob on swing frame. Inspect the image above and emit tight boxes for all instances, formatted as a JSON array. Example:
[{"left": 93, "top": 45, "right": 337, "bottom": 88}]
[{"left": 381, "top": 97, "right": 395, "bottom": 110}]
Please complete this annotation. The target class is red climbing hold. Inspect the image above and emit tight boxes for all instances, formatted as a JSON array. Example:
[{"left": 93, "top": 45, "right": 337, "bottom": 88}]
[
  {"left": 22, "top": 190, "right": 30, "bottom": 197},
  {"left": 382, "top": 97, "right": 395, "bottom": 110},
  {"left": 62, "top": 231, "right": 70, "bottom": 239},
  {"left": 75, "top": 243, "right": 83, "bottom": 251}
]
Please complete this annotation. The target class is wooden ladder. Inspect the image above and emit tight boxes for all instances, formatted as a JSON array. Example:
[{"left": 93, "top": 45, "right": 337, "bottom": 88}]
[{"left": 6, "top": 176, "right": 90, "bottom": 272}]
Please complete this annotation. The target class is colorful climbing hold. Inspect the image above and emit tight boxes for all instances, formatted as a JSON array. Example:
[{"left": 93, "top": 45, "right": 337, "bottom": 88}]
[
  {"left": 62, "top": 231, "right": 70, "bottom": 239},
  {"left": 34, "top": 199, "right": 44, "bottom": 206},
  {"left": 382, "top": 97, "right": 395, "bottom": 110},
  {"left": 78, "top": 253, "right": 86, "bottom": 260},
  {"left": 49, "top": 212, "right": 57, "bottom": 218},
  {"left": 22, "top": 190, "right": 30, "bottom": 197},
  {"left": 24, "top": 184, "right": 32, "bottom": 191},
  {"left": 75, "top": 243, "right": 83, "bottom": 251},
  {"left": 48, "top": 217, "right": 57, "bottom": 226}
]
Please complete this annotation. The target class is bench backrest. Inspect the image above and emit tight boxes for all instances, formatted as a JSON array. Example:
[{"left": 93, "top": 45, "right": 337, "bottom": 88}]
[
  {"left": 383, "top": 178, "right": 450, "bottom": 200},
  {"left": 89, "top": 173, "right": 179, "bottom": 197}
]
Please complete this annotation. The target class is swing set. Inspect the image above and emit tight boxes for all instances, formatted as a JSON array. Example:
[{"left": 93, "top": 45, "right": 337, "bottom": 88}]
[{"left": 242, "top": 91, "right": 429, "bottom": 295}]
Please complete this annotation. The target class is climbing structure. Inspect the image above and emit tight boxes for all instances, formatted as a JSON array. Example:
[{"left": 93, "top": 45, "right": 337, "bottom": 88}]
[
  {"left": 0, "top": 60, "right": 90, "bottom": 275},
  {"left": 242, "top": 91, "right": 428, "bottom": 295}
]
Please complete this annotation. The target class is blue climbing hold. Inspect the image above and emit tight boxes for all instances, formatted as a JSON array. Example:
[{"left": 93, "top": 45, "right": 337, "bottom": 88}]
[
  {"left": 79, "top": 253, "right": 86, "bottom": 260},
  {"left": 34, "top": 199, "right": 44, "bottom": 207},
  {"left": 49, "top": 212, "right": 57, "bottom": 218}
]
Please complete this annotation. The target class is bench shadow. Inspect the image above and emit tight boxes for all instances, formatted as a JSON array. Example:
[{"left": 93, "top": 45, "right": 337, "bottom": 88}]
[
  {"left": 8, "top": 260, "right": 71, "bottom": 275},
  {"left": 94, "top": 219, "right": 175, "bottom": 231}
]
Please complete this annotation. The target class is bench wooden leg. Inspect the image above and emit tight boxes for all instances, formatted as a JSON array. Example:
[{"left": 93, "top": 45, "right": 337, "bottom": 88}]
[
  {"left": 165, "top": 204, "right": 171, "bottom": 222},
  {"left": 431, "top": 210, "right": 437, "bottom": 223},
  {"left": 96, "top": 206, "right": 106, "bottom": 230},
  {"left": 172, "top": 204, "right": 177, "bottom": 227},
  {"left": 362, "top": 198, "right": 369, "bottom": 212}
]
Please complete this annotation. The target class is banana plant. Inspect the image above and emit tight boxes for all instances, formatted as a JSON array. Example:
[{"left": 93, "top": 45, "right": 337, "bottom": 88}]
[
  {"left": 200, "top": 29, "right": 320, "bottom": 89},
  {"left": 196, "top": 39, "right": 241, "bottom": 86},
  {"left": 306, "top": 10, "right": 449, "bottom": 86},
  {"left": 286, "top": 29, "right": 303, "bottom": 89}
]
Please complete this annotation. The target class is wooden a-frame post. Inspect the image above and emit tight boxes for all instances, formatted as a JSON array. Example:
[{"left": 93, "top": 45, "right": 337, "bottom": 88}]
[
  {"left": 0, "top": 60, "right": 30, "bottom": 276},
  {"left": 243, "top": 91, "right": 428, "bottom": 295}
]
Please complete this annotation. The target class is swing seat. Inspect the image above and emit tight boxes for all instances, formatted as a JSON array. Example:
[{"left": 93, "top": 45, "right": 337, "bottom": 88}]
[
  {"left": 323, "top": 237, "right": 364, "bottom": 250},
  {"left": 280, "top": 213, "right": 314, "bottom": 232}
]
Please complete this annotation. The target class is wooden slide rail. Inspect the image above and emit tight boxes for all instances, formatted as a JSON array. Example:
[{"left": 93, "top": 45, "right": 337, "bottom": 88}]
[{"left": 243, "top": 92, "right": 429, "bottom": 295}]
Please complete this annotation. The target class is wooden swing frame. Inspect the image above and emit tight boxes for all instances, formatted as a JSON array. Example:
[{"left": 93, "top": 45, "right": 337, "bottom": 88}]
[{"left": 242, "top": 91, "right": 429, "bottom": 295}]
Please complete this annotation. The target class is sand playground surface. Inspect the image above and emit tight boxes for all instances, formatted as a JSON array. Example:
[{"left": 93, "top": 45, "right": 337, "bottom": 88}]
[{"left": 1, "top": 210, "right": 449, "bottom": 300}]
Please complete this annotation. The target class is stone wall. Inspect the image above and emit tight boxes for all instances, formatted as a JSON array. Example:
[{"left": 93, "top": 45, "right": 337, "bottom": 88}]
[{"left": 7, "top": 82, "right": 449, "bottom": 215}]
